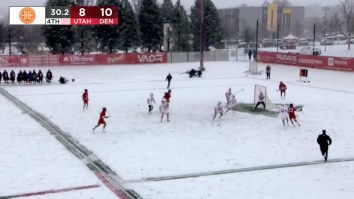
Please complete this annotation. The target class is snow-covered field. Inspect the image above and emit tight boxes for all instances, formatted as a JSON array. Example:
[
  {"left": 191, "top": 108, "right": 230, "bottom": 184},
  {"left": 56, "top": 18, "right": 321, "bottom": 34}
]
[
  {"left": 1, "top": 61, "right": 354, "bottom": 199},
  {"left": 0, "top": 92, "right": 118, "bottom": 198}
]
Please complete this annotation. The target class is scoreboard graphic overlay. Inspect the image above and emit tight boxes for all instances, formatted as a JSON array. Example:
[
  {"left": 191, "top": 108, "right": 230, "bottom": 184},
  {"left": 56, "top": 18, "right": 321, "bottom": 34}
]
[{"left": 9, "top": 6, "right": 118, "bottom": 25}]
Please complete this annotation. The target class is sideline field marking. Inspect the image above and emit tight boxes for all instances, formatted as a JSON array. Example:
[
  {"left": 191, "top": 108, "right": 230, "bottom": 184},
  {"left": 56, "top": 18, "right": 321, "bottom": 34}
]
[
  {"left": 0, "top": 185, "right": 100, "bottom": 199},
  {"left": 126, "top": 157, "right": 354, "bottom": 183}
]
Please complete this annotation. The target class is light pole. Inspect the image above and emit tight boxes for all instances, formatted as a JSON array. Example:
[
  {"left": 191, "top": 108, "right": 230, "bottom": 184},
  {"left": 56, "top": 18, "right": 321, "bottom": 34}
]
[
  {"left": 8, "top": 26, "right": 11, "bottom": 55},
  {"left": 313, "top": 24, "right": 316, "bottom": 55},
  {"left": 276, "top": 24, "right": 279, "bottom": 53},
  {"left": 199, "top": 0, "right": 205, "bottom": 71},
  {"left": 19, "top": 36, "right": 24, "bottom": 54},
  {"left": 324, "top": 25, "right": 327, "bottom": 52},
  {"left": 81, "top": 28, "right": 84, "bottom": 55},
  {"left": 348, "top": 14, "right": 351, "bottom": 50},
  {"left": 255, "top": 20, "right": 259, "bottom": 60}
]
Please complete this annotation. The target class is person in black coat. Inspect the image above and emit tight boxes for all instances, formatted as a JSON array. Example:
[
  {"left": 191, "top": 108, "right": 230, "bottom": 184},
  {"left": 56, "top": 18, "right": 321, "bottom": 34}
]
[
  {"left": 17, "top": 70, "right": 23, "bottom": 84},
  {"left": 317, "top": 130, "right": 332, "bottom": 161},
  {"left": 38, "top": 70, "right": 43, "bottom": 83},
  {"left": 266, "top": 65, "right": 271, "bottom": 79},
  {"left": 46, "top": 70, "right": 53, "bottom": 83},
  {"left": 166, "top": 73, "right": 172, "bottom": 89},
  {"left": 10, "top": 70, "right": 16, "bottom": 84},
  {"left": 32, "top": 70, "right": 38, "bottom": 83},
  {"left": 22, "top": 70, "right": 28, "bottom": 84},
  {"left": 3, "top": 70, "right": 9, "bottom": 84},
  {"left": 59, "top": 76, "right": 68, "bottom": 84},
  {"left": 248, "top": 50, "right": 252, "bottom": 60}
]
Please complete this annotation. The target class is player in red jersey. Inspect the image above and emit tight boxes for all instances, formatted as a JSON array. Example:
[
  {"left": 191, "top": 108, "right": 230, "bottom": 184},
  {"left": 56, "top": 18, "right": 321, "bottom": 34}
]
[
  {"left": 82, "top": 89, "right": 89, "bottom": 110},
  {"left": 279, "top": 81, "right": 287, "bottom": 98},
  {"left": 288, "top": 104, "right": 300, "bottom": 126},
  {"left": 93, "top": 107, "right": 108, "bottom": 131},
  {"left": 164, "top": 90, "right": 172, "bottom": 102}
]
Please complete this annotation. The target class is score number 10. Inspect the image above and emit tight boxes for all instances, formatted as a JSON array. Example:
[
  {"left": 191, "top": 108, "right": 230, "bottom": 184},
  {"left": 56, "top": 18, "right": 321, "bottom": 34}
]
[{"left": 79, "top": 7, "right": 113, "bottom": 17}]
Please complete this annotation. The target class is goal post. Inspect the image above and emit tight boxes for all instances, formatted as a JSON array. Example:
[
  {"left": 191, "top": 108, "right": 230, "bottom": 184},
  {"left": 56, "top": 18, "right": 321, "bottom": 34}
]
[
  {"left": 254, "top": 85, "right": 277, "bottom": 110},
  {"left": 245, "top": 61, "right": 261, "bottom": 76}
]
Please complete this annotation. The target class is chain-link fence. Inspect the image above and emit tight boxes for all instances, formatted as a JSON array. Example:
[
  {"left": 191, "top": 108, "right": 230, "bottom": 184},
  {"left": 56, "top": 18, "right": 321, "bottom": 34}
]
[{"left": 167, "top": 48, "right": 249, "bottom": 63}]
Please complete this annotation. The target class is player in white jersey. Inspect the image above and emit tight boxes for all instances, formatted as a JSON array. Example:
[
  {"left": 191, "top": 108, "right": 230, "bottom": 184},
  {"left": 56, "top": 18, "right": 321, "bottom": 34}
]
[
  {"left": 147, "top": 93, "right": 155, "bottom": 113},
  {"left": 213, "top": 101, "right": 224, "bottom": 121},
  {"left": 225, "top": 88, "right": 232, "bottom": 104},
  {"left": 161, "top": 98, "right": 170, "bottom": 122},
  {"left": 254, "top": 92, "right": 265, "bottom": 109},
  {"left": 279, "top": 104, "right": 289, "bottom": 126},
  {"left": 225, "top": 95, "right": 237, "bottom": 114}
]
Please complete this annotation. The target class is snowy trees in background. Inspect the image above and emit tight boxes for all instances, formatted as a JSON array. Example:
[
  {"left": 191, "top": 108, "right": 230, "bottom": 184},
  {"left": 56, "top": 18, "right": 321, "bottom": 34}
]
[
  {"left": 161, "top": 0, "right": 174, "bottom": 23},
  {"left": 190, "top": 0, "right": 222, "bottom": 51},
  {"left": 339, "top": 0, "right": 354, "bottom": 50},
  {"left": 14, "top": 26, "right": 44, "bottom": 54},
  {"left": 43, "top": 0, "right": 75, "bottom": 54},
  {"left": 139, "top": 0, "right": 163, "bottom": 52},
  {"left": 0, "top": 22, "right": 5, "bottom": 52},
  {"left": 94, "top": 0, "right": 120, "bottom": 53},
  {"left": 118, "top": 0, "right": 139, "bottom": 53},
  {"left": 172, "top": 0, "right": 191, "bottom": 52},
  {"left": 241, "top": 20, "right": 256, "bottom": 45}
]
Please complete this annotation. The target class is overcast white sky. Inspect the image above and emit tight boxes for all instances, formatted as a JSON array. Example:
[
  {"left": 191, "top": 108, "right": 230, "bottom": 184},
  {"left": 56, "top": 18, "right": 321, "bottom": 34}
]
[{"left": 0, "top": 0, "right": 339, "bottom": 20}]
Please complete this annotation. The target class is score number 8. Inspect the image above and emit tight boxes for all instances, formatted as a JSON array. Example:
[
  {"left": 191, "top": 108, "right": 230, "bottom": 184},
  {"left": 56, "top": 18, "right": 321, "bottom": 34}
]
[
  {"left": 78, "top": 8, "right": 113, "bottom": 17},
  {"left": 79, "top": 8, "right": 85, "bottom": 16}
]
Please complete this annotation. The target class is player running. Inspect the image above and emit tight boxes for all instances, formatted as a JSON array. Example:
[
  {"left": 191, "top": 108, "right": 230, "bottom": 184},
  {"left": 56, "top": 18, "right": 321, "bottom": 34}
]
[
  {"left": 225, "top": 88, "right": 232, "bottom": 104},
  {"left": 288, "top": 103, "right": 300, "bottom": 126},
  {"left": 93, "top": 107, "right": 109, "bottom": 132},
  {"left": 279, "top": 104, "right": 289, "bottom": 127},
  {"left": 279, "top": 81, "right": 287, "bottom": 98},
  {"left": 225, "top": 95, "right": 237, "bottom": 114},
  {"left": 213, "top": 101, "right": 224, "bottom": 122},
  {"left": 82, "top": 89, "right": 89, "bottom": 110},
  {"left": 160, "top": 98, "right": 170, "bottom": 122},
  {"left": 147, "top": 93, "right": 156, "bottom": 113}
]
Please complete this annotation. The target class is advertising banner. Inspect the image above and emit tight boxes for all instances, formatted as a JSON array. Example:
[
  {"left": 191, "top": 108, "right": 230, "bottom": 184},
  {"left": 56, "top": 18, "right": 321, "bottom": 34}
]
[{"left": 257, "top": 51, "right": 354, "bottom": 71}]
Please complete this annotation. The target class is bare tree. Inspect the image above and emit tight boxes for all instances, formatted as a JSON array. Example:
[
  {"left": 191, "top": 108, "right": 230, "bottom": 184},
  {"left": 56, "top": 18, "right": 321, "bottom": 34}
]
[
  {"left": 241, "top": 20, "right": 256, "bottom": 44},
  {"left": 219, "top": 10, "right": 238, "bottom": 46},
  {"left": 13, "top": 26, "right": 44, "bottom": 54},
  {"left": 328, "top": 12, "right": 341, "bottom": 36},
  {"left": 339, "top": 0, "right": 354, "bottom": 49},
  {"left": 0, "top": 21, "right": 5, "bottom": 53}
]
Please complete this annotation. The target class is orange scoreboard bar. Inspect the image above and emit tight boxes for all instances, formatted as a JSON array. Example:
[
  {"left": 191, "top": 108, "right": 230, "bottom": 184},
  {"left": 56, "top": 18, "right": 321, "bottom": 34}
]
[{"left": 9, "top": 6, "right": 118, "bottom": 25}]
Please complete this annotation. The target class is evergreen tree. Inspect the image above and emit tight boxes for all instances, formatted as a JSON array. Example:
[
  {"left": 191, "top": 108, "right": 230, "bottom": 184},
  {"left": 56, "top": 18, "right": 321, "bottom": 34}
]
[
  {"left": 161, "top": 0, "right": 174, "bottom": 23},
  {"left": 139, "top": 0, "right": 163, "bottom": 52},
  {"left": 43, "top": 0, "right": 75, "bottom": 54},
  {"left": 118, "top": 0, "right": 139, "bottom": 53},
  {"left": 172, "top": 0, "right": 191, "bottom": 51},
  {"left": 72, "top": 0, "right": 95, "bottom": 54},
  {"left": 190, "top": 0, "right": 222, "bottom": 51},
  {"left": 0, "top": 22, "right": 5, "bottom": 50},
  {"left": 94, "top": 0, "right": 120, "bottom": 53}
]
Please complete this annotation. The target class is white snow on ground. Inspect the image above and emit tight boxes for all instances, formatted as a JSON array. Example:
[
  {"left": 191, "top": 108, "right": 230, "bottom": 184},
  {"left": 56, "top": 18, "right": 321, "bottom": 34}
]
[
  {"left": 259, "top": 43, "right": 354, "bottom": 57},
  {"left": 0, "top": 94, "right": 117, "bottom": 198},
  {"left": 1, "top": 60, "right": 354, "bottom": 198},
  {"left": 133, "top": 161, "right": 354, "bottom": 199}
]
